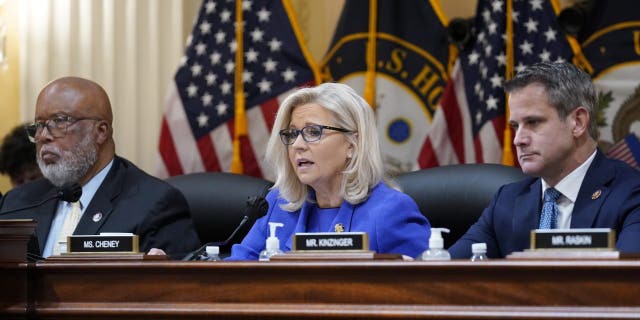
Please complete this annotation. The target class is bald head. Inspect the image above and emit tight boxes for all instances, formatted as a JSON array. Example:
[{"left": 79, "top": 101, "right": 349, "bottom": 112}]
[{"left": 37, "top": 77, "right": 113, "bottom": 126}]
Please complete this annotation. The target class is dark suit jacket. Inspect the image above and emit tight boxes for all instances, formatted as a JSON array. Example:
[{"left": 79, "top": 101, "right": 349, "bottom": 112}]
[
  {"left": 0, "top": 156, "right": 201, "bottom": 259},
  {"left": 450, "top": 150, "right": 640, "bottom": 258}
]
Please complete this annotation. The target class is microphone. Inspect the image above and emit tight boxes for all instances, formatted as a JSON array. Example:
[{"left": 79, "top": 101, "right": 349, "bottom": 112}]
[
  {"left": 0, "top": 182, "right": 82, "bottom": 215},
  {"left": 183, "top": 195, "right": 268, "bottom": 261}
]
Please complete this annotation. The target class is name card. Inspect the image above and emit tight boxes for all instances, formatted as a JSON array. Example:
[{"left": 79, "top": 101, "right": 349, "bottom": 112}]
[
  {"left": 530, "top": 228, "right": 615, "bottom": 250},
  {"left": 292, "top": 232, "right": 369, "bottom": 252},
  {"left": 68, "top": 234, "right": 139, "bottom": 254}
]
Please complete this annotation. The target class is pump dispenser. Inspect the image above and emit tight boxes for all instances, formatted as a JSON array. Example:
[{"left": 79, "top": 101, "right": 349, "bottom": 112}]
[
  {"left": 259, "top": 222, "right": 284, "bottom": 261},
  {"left": 420, "top": 228, "right": 451, "bottom": 260}
]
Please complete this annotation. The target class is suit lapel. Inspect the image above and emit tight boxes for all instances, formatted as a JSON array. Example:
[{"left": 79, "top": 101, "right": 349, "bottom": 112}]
[
  {"left": 512, "top": 179, "right": 541, "bottom": 248},
  {"left": 334, "top": 202, "right": 355, "bottom": 233},
  {"left": 571, "top": 151, "right": 612, "bottom": 228},
  {"left": 284, "top": 201, "right": 311, "bottom": 251},
  {"left": 283, "top": 199, "right": 355, "bottom": 251},
  {"left": 74, "top": 157, "right": 124, "bottom": 235}
]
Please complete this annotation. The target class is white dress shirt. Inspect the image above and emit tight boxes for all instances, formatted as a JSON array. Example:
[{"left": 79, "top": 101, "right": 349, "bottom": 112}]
[
  {"left": 540, "top": 150, "right": 596, "bottom": 229},
  {"left": 43, "top": 160, "right": 114, "bottom": 257}
]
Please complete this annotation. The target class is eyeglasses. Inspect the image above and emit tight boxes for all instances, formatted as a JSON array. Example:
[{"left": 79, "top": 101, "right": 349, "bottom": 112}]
[
  {"left": 25, "top": 115, "right": 102, "bottom": 143},
  {"left": 279, "top": 124, "right": 352, "bottom": 145}
]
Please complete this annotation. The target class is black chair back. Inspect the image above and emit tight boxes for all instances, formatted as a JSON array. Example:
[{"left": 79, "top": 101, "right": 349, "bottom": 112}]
[
  {"left": 396, "top": 164, "right": 526, "bottom": 248},
  {"left": 166, "top": 172, "right": 273, "bottom": 250}
]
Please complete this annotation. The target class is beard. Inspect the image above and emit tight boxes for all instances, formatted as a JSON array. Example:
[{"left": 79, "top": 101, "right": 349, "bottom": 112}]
[{"left": 37, "top": 134, "right": 98, "bottom": 188}]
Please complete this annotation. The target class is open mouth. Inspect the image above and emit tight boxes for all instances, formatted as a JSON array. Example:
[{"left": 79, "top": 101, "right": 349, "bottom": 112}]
[{"left": 296, "top": 158, "right": 314, "bottom": 168}]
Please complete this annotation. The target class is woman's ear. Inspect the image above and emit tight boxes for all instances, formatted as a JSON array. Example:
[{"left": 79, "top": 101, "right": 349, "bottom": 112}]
[{"left": 348, "top": 133, "right": 358, "bottom": 158}]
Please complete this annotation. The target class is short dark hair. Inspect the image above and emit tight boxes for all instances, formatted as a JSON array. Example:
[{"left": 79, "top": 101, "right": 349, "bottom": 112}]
[
  {"left": 0, "top": 124, "right": 39, "bottom": 181},
  {"left": 504, "top": 62, "right": 598, "bottom": 139}
]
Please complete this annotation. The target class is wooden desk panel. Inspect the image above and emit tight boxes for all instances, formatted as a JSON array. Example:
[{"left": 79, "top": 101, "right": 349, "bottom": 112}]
[{"left": 4, "top": 260, "right": 640, "bottom": 319}]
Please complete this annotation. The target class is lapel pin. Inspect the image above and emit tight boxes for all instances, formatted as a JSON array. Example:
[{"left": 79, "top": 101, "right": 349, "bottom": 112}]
[
  {"left": 334, "top": 223, "right": 345, "bottom": 233},
  {"left": 591, "top": 190, "right": 602, "bottom": 200},
  {"left": 92, "top": 212, "right": 103, "bottom": 222}
]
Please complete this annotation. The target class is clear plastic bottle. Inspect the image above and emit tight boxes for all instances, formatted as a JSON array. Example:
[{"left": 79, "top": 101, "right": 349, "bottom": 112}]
[
  {"left": 420, "top": 228, "right": 451, "bottom": 260},
  {"left": 259, "top": 222, "right": 284, "bottom": 261},
  {"left": 470, "top": 243, "right": 488, "bottom": 262},
  {"left": 200, "top": 246, "right": 222, "bottom": 261}
]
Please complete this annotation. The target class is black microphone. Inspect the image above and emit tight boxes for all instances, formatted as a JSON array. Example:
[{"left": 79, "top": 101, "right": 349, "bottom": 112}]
[
  {"left": 0, "top": 182, "right": 82, "bottom": 215},
  {"left": 183, "top": 195, "right": 268, "bottom": 261}
]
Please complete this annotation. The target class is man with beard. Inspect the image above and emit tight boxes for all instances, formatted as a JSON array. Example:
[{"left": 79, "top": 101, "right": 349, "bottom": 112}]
[
  {"left": 449, "top": 62, "right": 640, "bottom": 258},
  {"left": 0, "top": 77, "right": 200, "bottom": 259}
]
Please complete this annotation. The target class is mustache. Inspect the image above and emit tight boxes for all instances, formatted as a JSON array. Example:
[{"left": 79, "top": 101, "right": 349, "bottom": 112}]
[
  {"left": 38, "top": 145, "right": 62, "bottom": 157},
  {"left": 38, "top": 145, "right": 61, "bottom": 159}
]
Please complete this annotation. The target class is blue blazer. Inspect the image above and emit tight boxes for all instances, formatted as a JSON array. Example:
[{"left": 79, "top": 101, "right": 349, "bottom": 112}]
[
  {"left": 450, "top": 150, "right": 640, "bottom": 258},
  {"left": 228, "top": 182, "right": 431, "bottom": 260}
]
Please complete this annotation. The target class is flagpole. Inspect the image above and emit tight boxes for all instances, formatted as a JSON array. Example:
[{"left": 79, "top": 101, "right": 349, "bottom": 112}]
[
  {"left": 363, "top": 0, "right": 377, "bottom": 108},
  {"left": 232, "top": 0, "right": 246, "bottom": 174},
  {"left": 502, "top": 0, "right": 515, "bottom": 166}
]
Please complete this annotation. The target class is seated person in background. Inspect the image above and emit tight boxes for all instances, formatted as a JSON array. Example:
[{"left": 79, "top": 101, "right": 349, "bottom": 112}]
[
  {"left": 450, "top": 62, "right": 640, "bottom": 258},
  {"left": 228, "top": 83, "right": 431, "bottom": 260},
  {"left": 0, "top": 77, "right": 200, "bottom": 259},
  {"left": 0, "top": 124, "right": 43, "bottom": 187}
]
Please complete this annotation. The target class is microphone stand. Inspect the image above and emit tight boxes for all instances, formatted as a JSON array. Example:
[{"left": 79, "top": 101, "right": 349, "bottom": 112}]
[{"left": 183, "top": 195, "right": 267, "bottom": 261}]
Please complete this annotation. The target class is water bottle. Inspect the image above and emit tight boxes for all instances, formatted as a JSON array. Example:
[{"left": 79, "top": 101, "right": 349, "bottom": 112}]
[
  {"left": 200, "top": 245, "right": 222, "bottom": 261},
  {"left": 470, "top": 243, "right": 488, "bottom": 261}
]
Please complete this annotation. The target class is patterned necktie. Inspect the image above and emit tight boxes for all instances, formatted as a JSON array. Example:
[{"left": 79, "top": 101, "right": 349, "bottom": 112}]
[
  {"left": 53, "top": 201, "right": 82, "bottom": 255},
  {"left": 539, "top": 188, "right": 561, "bottom": 229}
]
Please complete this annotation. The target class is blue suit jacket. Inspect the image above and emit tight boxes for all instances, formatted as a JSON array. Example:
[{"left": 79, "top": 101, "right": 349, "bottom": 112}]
[
  {"left": 228, "top": 182, "right": 431, "bottom": 260},
  {"left": 0, "top": 156, "right": 201, "bottom": 259},
  {"left": 450, "top": 150, "right": 640, "bottom": 258}
]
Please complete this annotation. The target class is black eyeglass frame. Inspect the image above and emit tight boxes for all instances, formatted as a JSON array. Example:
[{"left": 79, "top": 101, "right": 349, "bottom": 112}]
[
  {"left": 279, "top": 124, "right": 352, "bottom": 145},
  {"left": 25, "top": 115, "right": 102, "bottom": 143}
]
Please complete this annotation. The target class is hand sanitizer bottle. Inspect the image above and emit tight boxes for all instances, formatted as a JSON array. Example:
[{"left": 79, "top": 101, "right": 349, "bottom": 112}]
[
  {"left": 259, "top": 222, "right": 284, "bottom": 261},
  {"left": 420, "top": 228, "right": 451, "bottom": 260},
  {"left": 470, "top": 243, "right": 488, "bottom": 261}
]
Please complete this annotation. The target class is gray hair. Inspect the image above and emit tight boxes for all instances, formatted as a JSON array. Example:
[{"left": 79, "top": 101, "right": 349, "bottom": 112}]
[
  {"left": 504, "top": 62, "right": 598, "bottom": 139},
  {"left": 266, "top": 83, "right": 385, "bottom": 211}
]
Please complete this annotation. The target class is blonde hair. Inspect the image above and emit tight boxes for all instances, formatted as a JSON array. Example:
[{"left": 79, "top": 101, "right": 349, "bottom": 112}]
[{"left": 266, "top": 83, "right": 385, "bottom": 211}]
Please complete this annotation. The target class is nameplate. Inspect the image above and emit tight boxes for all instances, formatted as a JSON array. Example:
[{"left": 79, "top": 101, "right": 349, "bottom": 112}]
[
  {"left": 68, "top": 234, "right": 139, "bottom": 253},
  {"left": 530, "top": 228, "right": 615, "bottom": 250},
  {"left": 292, "top": 232, "right": 369, "bottom": 252}
]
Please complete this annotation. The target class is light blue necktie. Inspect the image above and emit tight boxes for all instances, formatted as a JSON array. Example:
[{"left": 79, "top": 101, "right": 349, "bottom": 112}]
[{"left": 539, "top": 188, "right": 561, "bottom": 229}]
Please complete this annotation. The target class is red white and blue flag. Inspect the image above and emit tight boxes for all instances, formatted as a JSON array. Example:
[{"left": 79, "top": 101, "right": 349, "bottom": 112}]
[
  {"left": 421, "top": 0, "right": 579, "bottom": 167},
  {"left": 157, "top": 0, "right": 319, "bottom": 180}
]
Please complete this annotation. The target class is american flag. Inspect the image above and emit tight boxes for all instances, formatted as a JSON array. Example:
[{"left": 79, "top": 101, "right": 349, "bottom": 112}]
[
  {"left": 607, "top": 134, "right": 640, "bottom": 170},
  {"left": 420, "top": 0, "right": 577, "bottom": 168},
  {"left": 157, "top": 0, "right": 319, "bottom": 180}
]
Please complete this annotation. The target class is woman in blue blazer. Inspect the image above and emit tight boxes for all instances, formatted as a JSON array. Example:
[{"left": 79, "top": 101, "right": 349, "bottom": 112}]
[{"left": 228, "top": 83, "right": 430, "bottom": 260}]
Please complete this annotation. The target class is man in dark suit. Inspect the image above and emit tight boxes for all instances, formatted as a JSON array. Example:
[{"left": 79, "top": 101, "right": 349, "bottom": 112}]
[
  {"left": 450, "top": 62, "right": 640, "bottom": 258},
  {"left": 0, "top": 77, "right": 200, "bottom": 259}
]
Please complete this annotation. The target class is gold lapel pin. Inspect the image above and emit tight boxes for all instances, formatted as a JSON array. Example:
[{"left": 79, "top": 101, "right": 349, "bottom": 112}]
[
  {"left": 591, "top": 189, "right": 602, "bottom": 200},
  {"left": 334, "top": 223, "right": 345, "bottom": 233}
]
